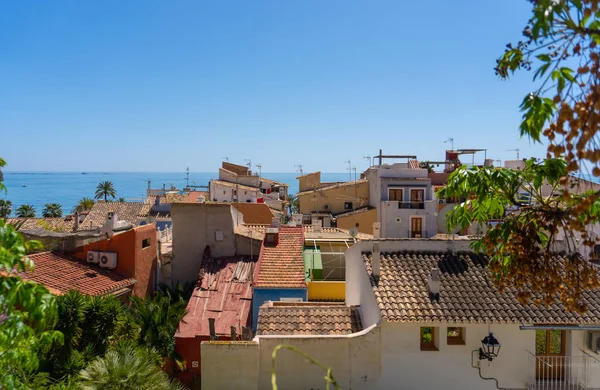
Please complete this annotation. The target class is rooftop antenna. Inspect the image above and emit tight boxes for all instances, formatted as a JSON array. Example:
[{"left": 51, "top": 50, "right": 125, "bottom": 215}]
[
  {"left": 185, "top": 167, "right": 190, "bottom": 187},
  {"left": 444, "top": 137, "right": 455, "bottom": 151},
  {"left": 256, "top": 163, "right": 262, "bottom": 178},
  {"left": 352, "top": 166, "right": 357, "bottom": 181},
  {"left": 295, "top": 164, "right": 304, "bottom": 175},
  {"left": 244, "top": 159, "right": 252, "bottom": 173},
  {"left": 345, "top": 160, "right": 352, "bottom": 181},
  {"left": 363, "top": 155, "right": 372, "bottom": 167},
  {"left": 495, "top": 158, "right": 501, "bottom": 167},
  {"left": 507, "top": 149, "right": 520, "bottom": 159},
  {"left": 223, "top": 156, "right": 229, "bottom": 162}
]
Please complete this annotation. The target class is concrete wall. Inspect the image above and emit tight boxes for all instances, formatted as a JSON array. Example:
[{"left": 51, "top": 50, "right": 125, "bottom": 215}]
[
  {"left": 235, "top": 233, "right": 262, "bottom": 257},
  {"left": 380, "top": 322, "right": 532, "bottom": 390},
  {"left": 380, "top": 200, "right": 437, "bottom": 238},
  {"left": 252, "top": 288, "right": 308, "bottom": 331},
  {"left": 209, "top": 181, "right": 261, "bottom": 203},
  {"left": 297, "top": 180, "right": 369, "bottom": 215},
  {"left": 344, "top": 241, "right": 382, "bottom": 328},
  {"left": 170, "top": 203, "right": 237, "bottom": 286},
  {"left": 201, "top": 341, "right": 260, "bottom": 390},
  {"left": 298, "top": 172, "right": 321, "bottom": 193},
  {"left": 336, "top": 208, "right": 377, "bottom": 235}
]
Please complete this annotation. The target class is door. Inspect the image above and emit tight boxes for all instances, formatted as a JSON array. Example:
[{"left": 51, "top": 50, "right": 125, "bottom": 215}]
[
  {"left": 535, "top": 330, "right": 566, "bottom": 380},
  {"left": 411, "top": 217, "right": 423, "bottom": 238},
  {"left": 410, "top": 189, "right": 424, "bottom": 209}
]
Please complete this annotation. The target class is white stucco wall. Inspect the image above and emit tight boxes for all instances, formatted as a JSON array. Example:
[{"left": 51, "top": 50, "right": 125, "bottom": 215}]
[
  {"left": 210, "top": 180, "right": 261, "bottom": 203},
  {"left": 345, "top": 242, "right": 382, "bottom": 327},
  {"left": 380, "top": 322, "right": 533, "bottom": 390},
  {"left": 568, "top": 330, "right": 600, "bottom": 388}
]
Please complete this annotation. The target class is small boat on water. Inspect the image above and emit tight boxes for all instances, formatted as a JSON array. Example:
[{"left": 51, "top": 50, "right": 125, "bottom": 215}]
[{"left": 22, "top": 184, "right": 27, "bottom": 187}]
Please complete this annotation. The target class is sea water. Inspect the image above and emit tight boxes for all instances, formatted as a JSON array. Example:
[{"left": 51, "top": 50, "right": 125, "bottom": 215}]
[{"left": 1, "top": 171, "right": 350, "bottom": 217}]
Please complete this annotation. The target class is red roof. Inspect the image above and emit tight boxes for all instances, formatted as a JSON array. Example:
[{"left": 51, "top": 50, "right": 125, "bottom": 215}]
[
  {"left": 26, "top": 252, "right": 136, "bottom": 296},
  {"left": 254, "top": 227, "right": 306, "bottom": 288},
  {"left": 175, "top": 257, "right": 255, "bottom": 339}
]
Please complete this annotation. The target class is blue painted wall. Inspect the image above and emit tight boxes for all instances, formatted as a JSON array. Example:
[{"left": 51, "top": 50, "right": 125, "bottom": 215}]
[{"left": 252, "top": 288, "right": 307, "bottom": 331}]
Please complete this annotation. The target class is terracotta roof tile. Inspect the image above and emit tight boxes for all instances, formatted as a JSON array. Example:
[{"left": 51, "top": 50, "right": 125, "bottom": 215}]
[
  {"left": 408, "top": 159, "right": 420, "bottom": 169},
  {"left": 78, "top": 202, "right": 149, "bottom": 231},
  {"left": 6, "top": 217, "right": 77, "bottom": 233},
  {"left": 26, "top": 252, "right": 136, "bottom": 296},
  {"left": 238, "top": 224, "right": 373, "bottom": 241},
  {"left": 364, "top": 251, "right": 600, "bottom": 324},
  {"left": 256, "top": 302, "right": 362, "bottom": 335},
  {"left": 296, "top": 179, "right": 368, "bottom": 197},
  {"left": 232, "top": 203, "right": 275, "bottom": 225},
  {"left": 254, "top": 227, "right": 306, "bottom": 288}
]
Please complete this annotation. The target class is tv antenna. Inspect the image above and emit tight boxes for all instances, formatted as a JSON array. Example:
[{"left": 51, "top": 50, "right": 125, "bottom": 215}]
[
  {"left": 444, "top": 137, "right": 454, "bottom": 150},
  {"left": 363, "top": 155, "right": 372, "bottom": 167},
  {"left": 244, "top": 159, "right": 252, "bottom": 172},
  {"left": 223, "top": 156, "right": 229, "bottom": 162},
  {"left": 185, "top": 167, "right": 190, "bottom": 187},
  {"left": 507, "top": 149, "right": 520, "bottom": 159},
  {"left": 256, "top": 163, "right": 262, "bottom": 177},
  {"left": 295, "top": 164, "right": 304, "bottom": 175},
  {"left": 352, "top": 166, "right": 357, "bottom": 181}
]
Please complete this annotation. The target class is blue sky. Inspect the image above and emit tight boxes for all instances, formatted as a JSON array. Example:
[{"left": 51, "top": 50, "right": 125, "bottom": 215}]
[{"left": 0, "top": 0, "right": 542, "bottom": 173}]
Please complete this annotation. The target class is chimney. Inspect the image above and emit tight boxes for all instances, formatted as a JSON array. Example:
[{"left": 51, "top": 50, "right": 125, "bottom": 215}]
[
  {"left": 106, "top": 212, "right": 117, "bottom": 230},
  {"left": 264, "top": 227, "right": 279, "bottom": 246},
  {"left": 208, "top": 318, "right": 216, "bottom": 340},
  {"left": 74, "top": 211, "right": 80, "bottom": 230},
  {"left": 372, "top": 242, "right": 380, "bottom": 278},
  {"left": 373, "top": 222, "right": 381, "bottom": 239},
  {"left": 155, "top": 195, "right": 160, "bottom": 206},
  {"left": 428, "top": 268, "right": 441, "bottom": 302}
]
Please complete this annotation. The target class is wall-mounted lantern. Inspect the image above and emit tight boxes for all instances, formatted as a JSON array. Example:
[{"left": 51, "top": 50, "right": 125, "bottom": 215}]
[{"left": 479, "top": 332, "right": 501, "bottom": 361}]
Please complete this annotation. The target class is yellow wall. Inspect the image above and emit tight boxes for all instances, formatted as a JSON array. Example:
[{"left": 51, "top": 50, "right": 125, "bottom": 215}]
[
  {"left": 298, "top": 172, "right": 322, "bottom": 192},
  {"left": 336, "top": 208, "right": 377, "bottom": 235},
  {"left": 307, "top": 281, "right": 345, "bottom": 301},
  {"left": 298, "top": 180, "right": 369, "bottom": 215}
]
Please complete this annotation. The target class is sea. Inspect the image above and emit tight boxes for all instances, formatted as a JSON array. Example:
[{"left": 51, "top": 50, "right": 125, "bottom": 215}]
[{"left": 1, "top": 172, "right": 350, "bottom": 217}]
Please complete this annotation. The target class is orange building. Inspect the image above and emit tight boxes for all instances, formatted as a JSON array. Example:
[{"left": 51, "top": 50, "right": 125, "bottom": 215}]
[{"left": 73, "top": 224, "right": 158, "bottom": 298}]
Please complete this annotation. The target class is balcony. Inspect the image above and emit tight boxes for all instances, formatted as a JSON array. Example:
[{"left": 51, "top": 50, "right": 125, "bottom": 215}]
[
  {"left": 398, "top": 201, "right": 425, "bottom": 209},
  {"left": 527, "top": 351, "right": 599, "bottom": 389}
]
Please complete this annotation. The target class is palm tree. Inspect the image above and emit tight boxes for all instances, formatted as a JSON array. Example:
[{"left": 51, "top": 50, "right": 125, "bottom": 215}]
[
  {"left": 0, "top": 199, "right": 12, "bottom": 218},
  {"left": 95, "top": 181, "right": 116, "bottom": 201},
  {"left": 16, "top": 204, "right": 35, "bottom": 218},
  {"left": 73, "top": 197, "right": 95, "bottom": 213},
  {"left": 78, "top": 343, "right": 185, "bottom": 390},
  {"left": 118, "top": 197, "right": 125, "bottom": 202},
  {"left": 42, "top": 203, "right": 63, "bottom": 218}
]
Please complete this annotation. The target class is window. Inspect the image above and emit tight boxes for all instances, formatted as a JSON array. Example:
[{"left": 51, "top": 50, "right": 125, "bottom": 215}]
[
  {"left": 420, "top": 327, "right": 437, "bottom": 351},
  {"left": 344, "top": 202, "right": 353, "bottom": 210},
  {"left": 411, "top": 217, "right": 423, "bottom": 238},
  {"left": 536, "top": 330, "right": 564, "bottom": 355},
  {"left": 142, "top": 238, "right": 150, "bottom": 248},
  {"left": 355, "top": 223, "right": 360, "bottom": 228},
  {"left": 410, "top": 189, "right": 425, "bottom": 209},
  {"left": 447, "top": 327, "right": 465, "bottom": 345},
  {"left": 389, "top": 188, "right": 403, "bottom": 201},
  {"left": 223, "top": 190, "right": 226, "bottom": 194}
]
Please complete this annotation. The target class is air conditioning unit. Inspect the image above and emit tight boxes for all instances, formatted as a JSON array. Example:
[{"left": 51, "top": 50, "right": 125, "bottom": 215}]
[
  {"left": 87, "top": 251, "right": 100, "bottom": 264},
  {"left": 98, "top": 252, "right": 118, "bottom": 269},
  {"left": 587, "top": 331, "right": 600, "bottom": 353}
]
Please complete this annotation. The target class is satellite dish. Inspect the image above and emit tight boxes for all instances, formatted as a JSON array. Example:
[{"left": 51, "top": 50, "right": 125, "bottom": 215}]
[
  {"left": 349, "top": 227, "right": 359, "bottom": 238},
  {"left": 437, "top": 204, "right": 461, "bottom": 234}
]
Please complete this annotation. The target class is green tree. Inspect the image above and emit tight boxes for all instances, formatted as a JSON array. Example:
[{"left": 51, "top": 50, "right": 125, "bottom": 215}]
[
  {"left": 0, "top": 157, "right": 63, "bottom": 388},
  {"left": 72, "top": 197, "right": 94, "bottom": 213},
  {"left": 118, "top": 197, "right": 125, "bottom": 202},
  {"left": 78, "top": 343, "right": 185, "bottom": 390},
  {"left": 287, "top": 195, "right": 300, "bottom": 216},
  {"left": 130, "top": 291, "right": 187, "bottom": 374},
  {"left": 0, "top": 199, "right": 12, "bottom": 218},
  {"left": 94, "top": 181, "right": 116, "bottom": 202},
  {"left": 42, "top": 203, "right": 63, "bottom": 218},
  {"left": 16, "top": 204, "right": 36, "bottom": 218}
]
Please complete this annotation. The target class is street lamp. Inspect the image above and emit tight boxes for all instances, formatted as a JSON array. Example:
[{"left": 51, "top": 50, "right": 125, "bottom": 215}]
[{"left": 479, "top": 332, "right": 501, "bottom": 361}]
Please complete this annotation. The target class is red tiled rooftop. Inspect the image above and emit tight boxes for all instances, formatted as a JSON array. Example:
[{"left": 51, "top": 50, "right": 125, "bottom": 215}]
[
  {"left": 176, "top": 257, "right": 255, "bottom": 338},
  {"left": 254, "top": 227, "right": 306, "bottom": 288},
  {"left": 26, "top": 252, "right": 136, "bottom": 296}
]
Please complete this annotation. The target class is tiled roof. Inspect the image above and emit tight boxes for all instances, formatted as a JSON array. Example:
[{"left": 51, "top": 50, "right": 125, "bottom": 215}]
[
  {"left": 78, "top": 202, "right": 150, "bottom": 231},
  {"left": 176, "top": 257, "right": 255, "bottom": 338},
  {"left": 6, "top": 217, "right": 77, "bottom": 233},
  {"left": 254, "top": 227, "right": 306, "bottom": 288},
  {"left": 146, "top": 193, "right": 187, "bottom": 204},
  {"left": 296, "top": 179, "right": 368, "bottom": 197},
  {"left": 237, "top": 224, "right": 373, "bottom": 240},
  {"left": 232, "top": 203, "right": 275, "bottom": 225},
  {"left": 256, "top": 302, "right": 362, "bottom": 335},
  {"left": 149, "top": 211, "right": 171, "bottom": 219},
  {"left": 211, "top": 180, "right": 260, "bottom": 192},
  {"left": 364, "top": 251, "right": 600, "bottom": 324},
  {"left": 26, "top": 252, "right": 136, "bottom": 296}
]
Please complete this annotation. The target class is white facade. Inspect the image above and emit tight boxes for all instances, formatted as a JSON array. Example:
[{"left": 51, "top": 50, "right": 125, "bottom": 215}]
[
  {"left": 364, "top": 163, "right": 438, "bottom": 238},
  {"left": 209, "top": 180, "right": 261, "bottom": 203}
]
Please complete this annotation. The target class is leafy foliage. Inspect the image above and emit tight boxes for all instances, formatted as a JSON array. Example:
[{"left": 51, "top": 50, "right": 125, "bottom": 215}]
[
  {"left": 16, "top": 204, "right": 36, "bottom": 218},
  {"left": 0, "top": 199, "right": 12, "bottom": 218},
  {"left": 42, "top": 203, "right": 63, "bottom": 218},
  {"left": 439, "top": 158, "right": 600, "bottom": 312},
  {"left": 94, "top": 181, "right": 117, "bottom": 201},
  {"left": 72, "top": 197, "right": 95, "bottom": 213}
]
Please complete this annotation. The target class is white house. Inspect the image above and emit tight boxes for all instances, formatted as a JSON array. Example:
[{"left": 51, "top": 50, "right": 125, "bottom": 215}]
[
  {"left": 364, "top": 161, "right": 438, "bottom": 238},
  {"left": 200, "top": 238, "right": 600, "bottom": 390}
]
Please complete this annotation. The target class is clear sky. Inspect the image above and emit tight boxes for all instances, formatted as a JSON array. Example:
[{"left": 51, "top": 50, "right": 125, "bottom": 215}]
[{"left": 0, "top": 0, "right": 543, "bottom": 173}]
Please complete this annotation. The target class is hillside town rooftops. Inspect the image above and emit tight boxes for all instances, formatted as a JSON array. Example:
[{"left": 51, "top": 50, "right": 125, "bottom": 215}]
[
  {"left": 256, "top": 301, "right": 362, "bottom": 336},
  {"left": 363, "top": 251, "right": 600, "bottom": 324},
  {"left": 25, "top": 252, "right": 136, "bottom": 296},
  {"left": 6, "top": 217, "right": 78, "bottom": 233},
  {"left": 296, "top": 179, "right": 368, "bottom": 197},
  {"left": 78, "top": 201, "right": 150, "bottom": 231}
]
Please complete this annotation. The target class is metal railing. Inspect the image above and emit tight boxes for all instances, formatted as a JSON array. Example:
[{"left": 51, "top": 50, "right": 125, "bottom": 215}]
[
  {"left": 156, "top": 226, "right": 172, "bottom": 243},
  {"left": 527, "top": 351, "right": 592, "bottom": 389}
]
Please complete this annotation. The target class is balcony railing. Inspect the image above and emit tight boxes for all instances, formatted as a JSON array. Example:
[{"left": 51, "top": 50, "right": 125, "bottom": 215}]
[
  {"left": 527, "top": 351, "right": 596, "bottom": 389},
  {"left": 398, "top": 201, "right": 425, "bottom": 209}
]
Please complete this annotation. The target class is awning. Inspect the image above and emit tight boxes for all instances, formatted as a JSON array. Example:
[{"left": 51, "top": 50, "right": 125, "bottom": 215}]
[{"left": 519, "top": 325, "right": 600, "bottom": 331}]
